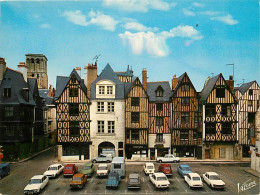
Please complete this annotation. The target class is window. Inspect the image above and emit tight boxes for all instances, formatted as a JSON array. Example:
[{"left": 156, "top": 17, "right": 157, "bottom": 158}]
[
  {"left": 181, "top": 84, "right": 190, "bottom": 91},
  {"left": 108, "top": 121, "right": 115, "bottom": 133},
  {"left": 248, "top": 113, "right": 255, "bottom": 124},
  {"left": 193, "top": 131, "right": 197, "bottom": 140},
  {"left": 107, "top": 86, "right": 113, "bottom": 95},
  {"left": 31, "top": 74, "right": 35, "bottom": 77},
  {"left": 222, "top": 105, "right": 231, "bottom": 116},
  {"left": 97, "top": 102, "right": 104, "bottom": 112},
  {"left": 181, "top": 98, "right": 190, "bottom": 106},
  {"left": 156, "top": 103, "right": 163, "bottom": 111},
  {"left": 99, "top": 86, "right": 105, "bottom": 94},
  {"left": 97, "top": 121, "right": 104, "bottom": 133},
  {"left": 5, "top": 106, "right": 13, "bottom": 117},
  {"left": 222, "top": 122, "right": 232, "bottom": 134},
  {"left": 69, "top": 104, "right": 79, "bottom": 116},
  {"left": 206, "top": 123, "right": 216, "bottom": 134},
  {"left": 131, "top": 112, "right": 139, "bottom": 123},
  {"left": 131, "top": 131, "right": 139, "bottom": 140},
  {"left": 156, "top": 117, "right": 164, "bottom": 126},
  {"left": 131, "top": 97, "right": 139, "bottom": 106},
  {"left": 220, "top": 148, "right": 226, "bottom": 158},
  {"left": 114, "top": 164, "right": 121, "bottom": 169},
  {"left": 181, "top": 112, "right": 189, "bottom": 124},
  {"left": 69, "top": 121, "right": 80, "bottom": 136},
  {"left": 3, "top": 88, "right": 11, "bottom": 98},
  {"left": 156, "top": 134, "right": 163, "bottom": 142},
  {"left": 36, "top": 58, "right": 40, "bottom": 63},
  {"left": 156, "top": 89, "right": 163, "bottom": 97},
  {"left": 71, "top": 77, "right": 77, "bottom": 83},
  {"left": 69, "top": 88, "right": 78, "bottom": 97},
  {"left": 118, "top": 142, "right": 123, "bottom": 149},
  {"left": 248, "top": 100, "right": 253, "bottom": 107},
  {"left": 205, "top": 105, "right": 216, "bottom": 116},
  {"left": 180, "top": 131, "right": 189, "bottom": 140},
  {"left": 216, "top": 88, "right": 225, "bottom": 98},
  {"left": 63, "top": 145, "right": 79, "bottom": 156},
  {"left": 22, "top": 89, "right": 29, "bottom": 102},
  {"left": 108, "top": 102, "right": 114, "bottom": 112},
  {"left": 194, "top": 112, "right": 198, "bottom": 123},
  {"left": 249, "top": 89, "right": 253, "bottom": 96},
  {"left": 5, "top": 125, "right": 15, "bottom": 136}
]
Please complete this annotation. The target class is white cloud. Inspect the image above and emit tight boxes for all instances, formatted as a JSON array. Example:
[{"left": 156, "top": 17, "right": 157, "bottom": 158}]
[
  {"left": 62, "top": 10, "right": 118, "bottom": 31},
  {"left": 119, "top": 25, "right": 203, "bottom": 56},
  {"left": 40, "top": 23, "right": 51, "bottom": 28},
  {"left": 103, "top": 0, "right": 176, "bottom": 12},
  {"left": 123, "top": 22, "right": 158, "bottom": 32},
  {"left": 192, "top": 2, "right": 205, "bottom": 8},
  {"left": 211, "top": 14, "right": 238, "bottom": 25},
  {"left": 198, "top": 11, "right": 220, "bottom": 16},
  {"left": 183, "top": 8, "right": 195, "bottom": 16}
]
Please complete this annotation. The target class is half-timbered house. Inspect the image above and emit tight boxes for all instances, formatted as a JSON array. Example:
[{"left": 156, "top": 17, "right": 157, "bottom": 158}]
[
  {"left": 200, "top": 74, "right": 238, "bottom": 159},
  {"left": 125, "top": 69, "right": 149, "bottom": 159},
  {"left": 55, "top": 69, "right": 91, "bottom": 161},
  {"left": 235, "top": 81, "right": 260, "bottom": 157},
  {"left": 90, "top": 64, "right": 125, "bottom": 158},
  {"left": 171, "top": 73, "right": 201, "bottom": 157}
]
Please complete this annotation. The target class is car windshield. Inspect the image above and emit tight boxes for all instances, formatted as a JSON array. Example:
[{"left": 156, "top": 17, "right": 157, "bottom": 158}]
[
  {"left": 182, "top": 167, "right": 191, "bottom": 171},
  {"left": 65, "top": 167, "right": 72, "bottom": 170},
  {"left": 73, "top": 177, "right": 82, "bottom": 181},
  {"left": 209, "top": 175, "right": 220, "bottom": 180},
  {"left": 98, "top": 167, "right": 107, "bottom": 170},
  {"left": 29, "top": 179, "right": 41, "bottom": 184},
  {"left": 130, "top": 178, "right": 139, "bottom": 183},
  {"left": 164, "top": 167, "right": 171, "bottom": 170},
  {"left": 147, "top": 166, "right": 154, "bottom": 169},
  {"left": 157, "top": 176, "right": 167, "bottom": 181},
  {"left": 193, "top": 177, "right": 201, "bottom": 181},
  {"left": 48, "top": 167, "right": 57, "bottom": 170},
  {"left": 109, "top": 176, "right": 116, "bottom": 180},
  {"left": 84, "top": 166, "right": 91, "bottom": 170}
]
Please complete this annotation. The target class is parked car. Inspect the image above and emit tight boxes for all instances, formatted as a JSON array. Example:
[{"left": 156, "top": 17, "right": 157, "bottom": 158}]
[
  {"left": 143, "top": 163, "right": 155, "bottom": 175},
  {"left": 70, "top": 173, "right": 87, "bottom": 189},
  {"left": 158, "top": 164, "right": 172, "bottom": 177},
  {"left": 80, "top": 163, "right": 94, "bottom": 177},
  {"left": 0, "top": 163, "right": 10, "bottom": 180},
  {"left": 97, "top": 164, "right": 109, "bottom": 177},
  {"left": 149, "top": 173, "right": 170, "bottom": 189},
  {"left": 24, "top": 175, "right": 49, "bottom": 194},
  {"left": 92, "top": 154, "right": 113, "bottom": 163},
  {"left": 128, "top": 173, "right": 141, "bottom": 190},
  {"left": 106, "top": 172, "right": 121, "bottom": 188},
  {"left": 63, "top": 164, "right": 78, "bottom": 177},
  {"left": 44, "top": 164, "right": 64, "bottom": 178},
  {"left": 177, "top": 164, "right": 192, "bottom": 177},
  {"left": 184, "top": 173, "right": 203, "bottom": 189},
  {"left": 157, "top": 154, "right": 180, "bottom": 163},
  {"left": 202, "top": 172, "right": 225, "bottom": 189},
  {"left": 111, "top": 157, "right": 125, "bottom": 177}
]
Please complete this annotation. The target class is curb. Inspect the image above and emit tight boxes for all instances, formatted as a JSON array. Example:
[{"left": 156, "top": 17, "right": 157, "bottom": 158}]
[{"left": 243, "top": 169, "right": 259, "bottom": 178}]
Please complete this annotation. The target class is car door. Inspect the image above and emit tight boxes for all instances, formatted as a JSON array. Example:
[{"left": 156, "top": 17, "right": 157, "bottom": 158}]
[{"left": 204, "top": 174, "right": 210, "bottom": 185}]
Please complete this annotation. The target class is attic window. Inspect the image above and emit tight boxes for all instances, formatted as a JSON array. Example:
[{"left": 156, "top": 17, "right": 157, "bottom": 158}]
[
  {"left": 22, "top": 88, "right": 30, "bottom": 102},
  {"left": 249, "top": 89, "right": 253, "bottom": 96},
  {"left": 69, "top": 88, "right": 78, "bottom": 97},
  {"left": 216, "top": 88, "right": 225, "bottom": 98},
  {"left": 181, "top": 84, "right": 190, "bottom": 91},
  {"left": 3, "top": 88, "right": 11, "bottom": 98},
  {"left": 156, "top": 86, "right": 164, "bottom": 97},
  {"left": 71, "top": 76, "right": 77, "bottom": 84}
]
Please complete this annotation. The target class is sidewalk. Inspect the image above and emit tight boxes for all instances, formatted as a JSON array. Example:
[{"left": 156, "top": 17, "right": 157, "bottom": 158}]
[{"left": 243, "top": 168, "right": 259, "bottom": 178}]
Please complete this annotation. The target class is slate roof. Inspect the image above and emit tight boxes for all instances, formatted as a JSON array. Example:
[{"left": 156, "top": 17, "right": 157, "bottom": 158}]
[
  {"left": 115, "top": 65, "right": 134, "bottom": 77},
  {"left": 39, "top": 89, "right": 54, "bottom": 105},
  {"left": 124, "top": 82, "right": 133, "bottom": 97},
  {"left": 28, "top": 78, "right": 39, "bottom": 97},
  {"left": 0, "top": 68, "right": 35, "bottom": 105},
  {"left": 147, "top": 81, "right": 172, "bottom": 102},
  {"left": 199, "top": 74, "right": 221, "bottom": 104},
  {"left": 91, "top": 64, "right": 125, "bottom": 100},
  {"left": 236, "top": 81, "right": 256, "bottom": 95}
]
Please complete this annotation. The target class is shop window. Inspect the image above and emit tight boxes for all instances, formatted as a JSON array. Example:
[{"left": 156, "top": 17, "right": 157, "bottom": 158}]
[
  {"left": 131, "top": 97, "right": 139, "bottom": 107},
  {"left": 63, "top": 145, "right": 79, "bottom": 156},
  {"left": 216, "top": 88, "right": 225, "bottom": 98}
]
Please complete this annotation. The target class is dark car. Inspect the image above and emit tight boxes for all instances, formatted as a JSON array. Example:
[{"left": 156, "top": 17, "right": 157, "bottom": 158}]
[
  {"left": 158, "top": 164, "right": 172, "bottom": 177},
  {"left": 0, "top": 163, "right": 10, "bottom": 180},
  {"left": 106, "top": 172, "right": 121, "bottom": 188},
  {"left": 128, "top": 173, "right": 141, "bottom": 190},
  {"left": 63, "top": 164, "right": 78, "bottom": 177}
]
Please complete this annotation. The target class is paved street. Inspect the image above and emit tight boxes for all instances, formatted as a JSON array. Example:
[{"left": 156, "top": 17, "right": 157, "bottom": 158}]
[{"left": 0, "top": 149, "right": 259, "bottom": 195}]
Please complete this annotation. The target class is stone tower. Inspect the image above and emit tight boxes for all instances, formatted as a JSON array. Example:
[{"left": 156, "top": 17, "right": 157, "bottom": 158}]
[{"left": 26, "top": 54, "right": 48, "bottom": 89}]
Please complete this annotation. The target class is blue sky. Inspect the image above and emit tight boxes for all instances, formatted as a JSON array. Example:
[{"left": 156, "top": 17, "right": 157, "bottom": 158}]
[{"left": 0, "top": 0, "right": 259, "bottom": 91}]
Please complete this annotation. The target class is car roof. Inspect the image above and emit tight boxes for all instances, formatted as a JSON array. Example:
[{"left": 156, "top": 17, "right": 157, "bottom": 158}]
[
  {"left": 83, "top": 162, "right": 93, "bottom": 166},
  {"left": 112, "top": 157, "right": 125, "bottom": 163},
  {"left": 179, "top": 164, "right": 190, "bottom": 167},
  {"left": 154, "top": 172, "right": 167, "bottom": 177},
  {"left": 31, "top": 175, "right": 45, "bottom": 179},
  {"left": 73, "top": 173, "right": 84, "bottom": 177},
  {"left": 206, "top": 172, "right": 219, "bottom": 176},
  {"left": 188, "top": 173, "right": 200, "bottom": 177},
  {"left": 161, "top": 164, "right": 171, "bottom": 167},
  {"left": 65, "top": 164, "right": 75, "bottom": 167},
  {"left": 129, "top": 173, "right": 139, "bottom": 178},
  {"left": 98, "top": 164, "right": 108, "bottom": 167},
  {"left": 145, "top": 163, "right": 154, "bottom": 166},
  {"left": 49, "top": 164, "right": 62, "bottom": 167}
]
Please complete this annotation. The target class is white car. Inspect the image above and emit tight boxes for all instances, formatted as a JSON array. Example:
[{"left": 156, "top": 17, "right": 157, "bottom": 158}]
[
  {"left": 97, "top": 164, "right": 109, "bottom": 177},
  {"left": 202, "top": 172, "right": 225, "bottom": 189},
  {"left": 149, "top": 173, "right": 170, "bottom": 189},
  {"left": 184, "top": 173, "right": 203, "bottom": 188},
  {"left": 44, "top": 164, "right": 64, "bottom": 178},
  {"left": 24, "top": 175, "right": 49, "bottom": 194},
  {"left": 143, "top": 163, "right": 155, "bottom": 175},
  {"left": 157, "top": 154, "right": 180, "bottom": 163}
]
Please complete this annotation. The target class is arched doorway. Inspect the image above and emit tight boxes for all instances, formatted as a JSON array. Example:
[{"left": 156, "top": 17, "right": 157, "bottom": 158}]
[{"left": 98, "top": 142, "right": 115, "bottom": 156}]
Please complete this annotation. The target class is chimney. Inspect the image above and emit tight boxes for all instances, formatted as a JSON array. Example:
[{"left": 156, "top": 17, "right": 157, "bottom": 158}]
[
  {"left": 0, "top": 57, "right": 6, "bottom": 84},
  {"left": 172, "top": 74, "right": 178, "bottom": 90},
  {"left": 227, "top": 75, "right": 234, "bottom": 91},
  {"left": 18, "top": 62, "right": 27, "bottom": 81},
  {"left": 75, "top": 67, "right": 81, "bottom": 78},
  {"left": 142, "top": 68, "right": 147, "bottom": 90},
  {"left": 86, "top": 63, "right": 97, "bottom": 98}
]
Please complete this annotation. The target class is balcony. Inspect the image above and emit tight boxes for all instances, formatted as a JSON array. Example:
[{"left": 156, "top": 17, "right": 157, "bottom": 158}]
[{"left": 155, "top": 138, "right": 165, "bottom": 144}]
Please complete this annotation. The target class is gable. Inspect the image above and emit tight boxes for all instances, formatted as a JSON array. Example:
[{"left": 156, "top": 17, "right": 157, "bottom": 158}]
[{"left": 126, "top": 77, "right": 148, "bottom": 98}]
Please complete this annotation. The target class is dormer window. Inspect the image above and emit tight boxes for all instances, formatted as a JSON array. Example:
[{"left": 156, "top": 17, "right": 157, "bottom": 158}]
[
  {"left": 22, "top": 88, "right": 29, "bottom": 102},
  {"left": 156, "top": 86, "right": 164, "bottom": 97},
  {"left": 3, "top": 88, "right": 11, "bottom": 98},
  {"left": 107, "top": 86, "right": 113, "bottom": 95},
  {"left": 99, "top": 86, "right": 105, "bottom": 94}
]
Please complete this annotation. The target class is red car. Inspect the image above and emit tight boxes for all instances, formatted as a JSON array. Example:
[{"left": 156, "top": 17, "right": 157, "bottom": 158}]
[
  {"left": 63, "top": 164, "right": 78, "bottom": 177},
  {"left": 158, "top": 164, "right": 172, "bottom": 177}
]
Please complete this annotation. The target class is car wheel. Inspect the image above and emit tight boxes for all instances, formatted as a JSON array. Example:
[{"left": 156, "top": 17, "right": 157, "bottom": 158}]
[
  {"left": 159, "top": 160, "right": 162, "bottom": 163},
  {"left": 93, "top": 160, "right": 97, "bottom": 163}
]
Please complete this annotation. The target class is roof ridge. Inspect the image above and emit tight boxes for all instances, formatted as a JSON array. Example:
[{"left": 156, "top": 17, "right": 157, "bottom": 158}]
[
  {"left": 7, "top": 67, "right": 24, "bottom": 76},
  {"left": 148, "top": 81, "right": 169, "bottom": 83}
]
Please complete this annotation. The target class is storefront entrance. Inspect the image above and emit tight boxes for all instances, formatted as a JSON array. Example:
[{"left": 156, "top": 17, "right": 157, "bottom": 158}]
[{"left": 98, "top": 142, "right": 115, "bottom": 156}]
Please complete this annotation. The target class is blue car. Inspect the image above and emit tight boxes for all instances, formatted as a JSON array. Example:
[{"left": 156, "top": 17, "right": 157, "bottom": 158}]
[
  {"left": 0, "top": 163, "right": 10, "bottom": 180},
  {"left": 106, "top": 172, "right": 121, "bottom": 188},
  {"left": 177, "top": 164, "right": 192, "bottom": 177}
]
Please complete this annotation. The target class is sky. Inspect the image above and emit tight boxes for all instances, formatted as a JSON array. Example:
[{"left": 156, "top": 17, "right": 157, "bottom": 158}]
[{"left": 0, "top": 0, "right": 259, "bottom": 91}]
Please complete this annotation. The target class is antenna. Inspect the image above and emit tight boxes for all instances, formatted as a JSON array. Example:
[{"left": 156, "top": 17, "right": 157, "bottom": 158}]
[
  {"left": 93, "top": 54, "right": 101, "bottom": 64},
  {"left": 226, "top": 63, "right": 235, "bottom": 81}
]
